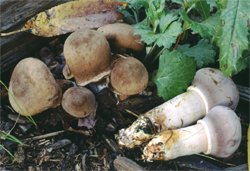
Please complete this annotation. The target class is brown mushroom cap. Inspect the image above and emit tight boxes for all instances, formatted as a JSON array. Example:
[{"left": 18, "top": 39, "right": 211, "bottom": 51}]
[
  {"left": 8, "top": 57, "right": 62, "bottom": 116},
  {"left": 61, "top": 87, "right": 97, "bottom": 118},
  {"left": 190, "top": 68, "right": 239, "bottom": 110},
  {"left": 63, "top": 29, "right": 111, "bottom": 86},
  {"left": 97, "top": 23, "right": 144, "bottom": 51},
  {"left": 110, "top": 57, "right": 148, "bottom": 95}
]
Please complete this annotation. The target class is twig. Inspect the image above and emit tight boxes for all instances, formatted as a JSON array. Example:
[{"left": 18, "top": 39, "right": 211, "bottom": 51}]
[
  {"left": 0, "top": 28, "right": 30, "bottom": 36},
  {"left": 125, "top": 109, "right": 139, "bottom": 118},
  {"left": 173, "top": 34, "right": 183, "bottom": 50},
  {"left": 196, "top": 154, "right": 236, "bottom": 167},
  {"left": 102, "top": 135, "right": 124, "bottom": 155},
  {"left": 23, "top": 130, "right": 65, "bottom": 141},
  {"left": 114, "top": 156, "right": 146, "bottom": 171}
]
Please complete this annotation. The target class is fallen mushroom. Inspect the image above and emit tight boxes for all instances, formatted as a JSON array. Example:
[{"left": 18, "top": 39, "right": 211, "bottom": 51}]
[
  {"left": 61, "top": 86, "right": 97, "bottom": 128},
  {"left": 8, "top": 57, "right": 62, "bottom": 116},
  {"left": 110, "top": 56, "right": 148, "bottom": 96},
  {"left": 97, "top": 23, "right": 144, "bottom": 51},
  {"left": 143, "top": 106, "right": 242, "bottom": 161},
  {"left": 63, "top": 29, "right": 111, "bottom": 86},
  {"left": 117, "top": 68, "right": 239, "bottom": 148}
]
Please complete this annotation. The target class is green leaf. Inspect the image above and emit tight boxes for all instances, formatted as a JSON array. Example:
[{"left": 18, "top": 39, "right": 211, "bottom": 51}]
[
  {"left": 147, "top": 0, "right": 166, "bottom": 31},
  {"left": 119, "top": 0, "right": 148, "bottom": 10},
  {"left": 155, "top": 50, "right": 196, "bottom": 100},
  {"left": 218, "top": 0, "right": 250, "bottom": 76},
  {"left": 134, "top": 20, "right": 158, "bottom": 45},
  {"left": 177, "top": 39, "right": 216, "bottom": 68},
  {"left": 156, "top": 21, "right": 182, "bottom": 48},
  {"left": 206, "top": 0, "right": 217, "bottom": 11},
  {"left": 181, "top": 10, "right": 220, "bottom": 39},
  {"left": 159, "top": 12, "right": 178, "bottom": 33},
  {"left": 216, "top": 0, "right": 228, "bottom": 10},
  {"left": 195, "top": 0, "right": 210, "bottom": 20}
]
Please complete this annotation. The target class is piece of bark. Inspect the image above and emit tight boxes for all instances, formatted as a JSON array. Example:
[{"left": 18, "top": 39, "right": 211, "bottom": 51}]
[
  {"left": 0, "top": 0, "right": 72, "bottom": 32},
  {"left": 113, "top": 156, "right": 146, "bottom": 171},
  {"left": 0, "top": 0, "right": 72, "bottom": 73}
]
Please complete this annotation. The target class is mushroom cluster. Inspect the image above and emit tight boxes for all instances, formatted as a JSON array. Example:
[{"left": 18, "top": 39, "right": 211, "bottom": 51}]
[
  {"left": 8, "top": 23, "right": 148, "bottom": 127},
  {"left": 117, "top": 68, "right": 242, "bottom": 161}
]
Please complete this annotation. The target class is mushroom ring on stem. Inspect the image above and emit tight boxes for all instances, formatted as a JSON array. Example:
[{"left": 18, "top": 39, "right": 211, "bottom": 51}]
[
  {"left": 8, "top": 57, "right": 62, "bottom": 116},
  {"left": 117, "top": 68, "right": 239, "bottom": 148},
  {"left": 63, "top": 29, "right": 111, "bottom": 86},
  {"left": 143, "top": 106, "right": 242, "bottom": 161}
]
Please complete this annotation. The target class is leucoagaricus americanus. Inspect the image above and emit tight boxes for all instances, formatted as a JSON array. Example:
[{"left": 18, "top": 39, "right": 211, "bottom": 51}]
[
  {"left": 61, "top": 87, "right": 97, "bottom": 119},
  {"left": 63, "top": 29, "right": 111, "bottom": 86},
  {"left": 110, "top": 56, "right": 148, "bottom": 96},
  {"left": 117, "top": 68, "right": 239, "bottom": 148},
  {"left": 8, "top": 57, "right": 62, "bottom": 116},
  {"left": 97, "top": 23, "right": 144, "bottom": 51},
  {"left": 143, "top": 106, "right": 242, "bottom": 161}
]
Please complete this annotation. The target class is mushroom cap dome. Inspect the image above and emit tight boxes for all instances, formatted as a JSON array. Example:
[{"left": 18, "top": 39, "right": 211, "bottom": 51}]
[
  {"left": 64, "top": 29, "right": 111, "bottom": 86},
  {"left": 198, "top": 106, "right": 241, "bottom": 157},
  {"left": 110, "top": 57, "right": 148, "bottom": 95},
  {"left": 97, "top": 23, "right": 144, "bottom": 51},
  {"left": 62, "top": 87, "right": 97, "bottom": 118},
  {"left": 9, "top": 57, "right": 62, "bottom": 116},
  {"left": 190, "top": 68, "right": 239, "bottom": 110}
]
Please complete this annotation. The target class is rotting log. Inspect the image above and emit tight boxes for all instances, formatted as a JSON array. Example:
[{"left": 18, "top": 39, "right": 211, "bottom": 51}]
[{"left": 0, "top": 0, "right": 72, "bottom": 74}]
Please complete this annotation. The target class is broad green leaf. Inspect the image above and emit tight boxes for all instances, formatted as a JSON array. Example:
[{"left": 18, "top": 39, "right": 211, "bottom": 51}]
[
  {"left": 159, "top": 12, "right": 178, "bottom": 33},
  {"left": 177, "top": 39, "right": 216, "bottom": 68},
  {"left": 155, "top": 22, "right": 182, "bottom": 48},
  {"left": 155, "top": 50, "right": 196, "bottom": 100},
  {"left": 134, "top": 20, "right": 158, "bottom": 45},
  {"left": 218, "top": 0, "right": 250, "bottom": 76},
  {"left": 195, "top": 0, "right": 210, "bottom": 20},
  {"left": 181, "top": 11, "right": 220, "bottom": 39}
]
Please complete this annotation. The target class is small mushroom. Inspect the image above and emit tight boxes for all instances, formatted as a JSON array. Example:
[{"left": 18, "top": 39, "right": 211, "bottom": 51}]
[
  {"left": 143, "top": 106, "right": 242, "bottom": 161},
  {"left": 110, "top": 57, "right": 148, "bottom": 96},
  {"left": 117, "top": 68, "right": 239, "bottom": 148},
  {"left": 8, "top": 57, "right": 62, "bottom": 116},
  {"left": 63, "top": 29, "right": 111, "bottom": 86},
  {"left": 61, "top": 87, "right": 97, "bottom": 119},
  {"left": 97, "top": 23, "right": 144, "bottom": 51}
]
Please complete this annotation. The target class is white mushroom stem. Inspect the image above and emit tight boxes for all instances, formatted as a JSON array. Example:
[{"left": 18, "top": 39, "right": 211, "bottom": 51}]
[
  {"left": 117, "top": 68, "right": 239, "bottom": 148},
  {"left": 144, "top": 87, "right": 207, "bottom": 130},
  {"left": 143, "top": 106, "right": 242, "bottom": 161}
]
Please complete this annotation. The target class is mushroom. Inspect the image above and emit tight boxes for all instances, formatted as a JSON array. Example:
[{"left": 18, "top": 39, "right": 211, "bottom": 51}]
[
  {"left": 117, "top": 68, "right": 239, "bottom": 148},
  {"left": 97, "top": 23, "right": 144, "bottom": 51},
  {"left": 61, "top": 87, "right": 97, "bottom": 119},
  {"left": 8, "top": 57, "right": 62, "bottom": 116},
  {"left": 143, "top": 106, "right": 242, "bottom": 161},
  {"left": 110, "top": 56, "right": 148, "bottom": 97},
  {"left": 63, "top": 29, "right": 111, "bottom": 86}
]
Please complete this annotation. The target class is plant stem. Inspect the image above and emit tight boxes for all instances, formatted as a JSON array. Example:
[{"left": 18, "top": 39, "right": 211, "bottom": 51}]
[
  {"left": 173, "top": 34, "right": 183, "bottom": 50},
  {"left": 152, "top": 47, "right": 166, "bottom": 62},
  {"left": 0, "top": 144, "right": 14, "bottom": 159},
  {"left": 144, "top": 43, "right": 157, "bottom": 62},
  {"left": 132, "top": 9, "right": 139, "bottom": 23}
]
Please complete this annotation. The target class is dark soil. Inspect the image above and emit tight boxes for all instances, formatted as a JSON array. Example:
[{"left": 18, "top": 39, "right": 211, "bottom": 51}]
[{"left": 0, "top": 38, "right": 248, "bottom": 171}]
